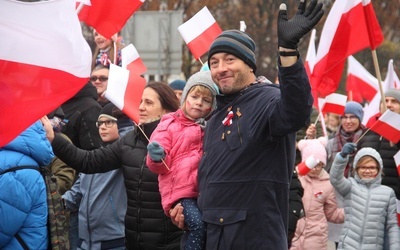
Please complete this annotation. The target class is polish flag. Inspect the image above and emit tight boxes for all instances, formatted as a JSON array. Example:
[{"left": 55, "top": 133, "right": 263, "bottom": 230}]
[
  {"left": 396, "top": 199, "right": 400, "bottom": 226},
  {"left": 121, "top": 44, "right": 147, "bottom": 75},
  {"left": 369, "top": 109, "right": 400, "bottom": 143},
  {"left": 178, "top": 6, "right": 222, "bottom": 59},
  {"left": 0, "top": 0, "right": 92, "bottom": 147},
  {"left": 297, "top": 156, "right": 320, "bottom": 176},
  {"left": 362, "top": 59, "right": 400, "bottom": 125},
  {"left": 78, "top": 0, "right": 145, "bottom": 39},
  {"left": 305, "top": 29, "right": 319, "bottom": 108},
  {"left": 311, "top": 0, "right": 384, "bottom": 98},
  {"left": 105, "top": 64, "right": 146, "bottom": 124},
  {"left": 321, "top": 93, "right": 348, "bottom": 115},
  {"left": 346, "top": 56, "right": 378, "bottom": 103},
  {"left": 394, "top": 150, "right": 400, "bottom": 177}
]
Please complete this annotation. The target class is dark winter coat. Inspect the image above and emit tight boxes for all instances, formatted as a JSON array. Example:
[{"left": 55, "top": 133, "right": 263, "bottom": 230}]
[
  {"left": 197, "top": 59, "right": 313, "bottom": 250},
  {"left": 51, "top": 120, "right": 182, "bottom": 250}
]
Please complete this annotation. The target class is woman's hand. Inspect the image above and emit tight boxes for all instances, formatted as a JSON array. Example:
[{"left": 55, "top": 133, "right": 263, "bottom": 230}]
[{"left": 40, "top": 115, "right": 55, "bottom": 143}]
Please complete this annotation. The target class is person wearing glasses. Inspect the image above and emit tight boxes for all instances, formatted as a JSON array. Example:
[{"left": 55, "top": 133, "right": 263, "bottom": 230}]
[
  {"left": 330, "top": 144, "right": 400, "bottom": 249},
  {"left": 324, "top": 101, "right": 366, "bottom": 248},
  {"left": 290, "top": 137, "right": 344, "bottom": 250},
  {"left": 90, "top": 64, "right": 110, "bottom": 107},
  {"left": 41, "top": 82, "right": 183, "bottom": 249},
  {"left": 62, "top": 104, "right": 127, "bottom": 250}
]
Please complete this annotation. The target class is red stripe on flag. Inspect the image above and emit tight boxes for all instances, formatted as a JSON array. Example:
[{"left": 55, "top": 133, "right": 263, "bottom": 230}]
[
  {"left": 127, "top": 58, "right": 147, "bottom": 76},
  {"left": 121, "top": 74, "right": 146, "bottom": 124},
  {"left": 0, "top": 60, "right": 87, "bottom": 146},
  {"left": 187, "top": 22, "right": 222, "bottom": 59},
  {"left": 322, "top": 103, "right": 346, "bottom": 115},
  {"left": 346, "top": 74, "right": 378, "bottom": 103}
]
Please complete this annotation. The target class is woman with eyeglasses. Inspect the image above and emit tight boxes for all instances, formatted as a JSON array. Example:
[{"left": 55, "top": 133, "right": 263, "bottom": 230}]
[
  {"left": 324, "top": 101, "right": 366, "bottom": 249},
  {"left": 330, "top": 144, "right": 400, "bottom": 249},
  {"left": 41, "top": 82, "right": 183, "bottom": 250},
  {"left": 90, "top": 64, "right": 110, "bottom": 107}
]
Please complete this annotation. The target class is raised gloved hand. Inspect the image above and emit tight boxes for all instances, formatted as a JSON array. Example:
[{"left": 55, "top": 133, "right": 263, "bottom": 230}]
[
  {"left": 340, "top": 143, "right": 357, "bottom": 158},
  {"left": 278, "top": 0, "right": 324, "bottom": 49},
  {"left": 147, "top": 141, "right": 165, "bottom": 162}
]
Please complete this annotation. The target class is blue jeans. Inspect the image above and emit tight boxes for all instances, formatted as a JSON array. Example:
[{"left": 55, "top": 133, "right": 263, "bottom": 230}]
[{"left": 181, "top": 198, "right": 206, "bottom": 250}]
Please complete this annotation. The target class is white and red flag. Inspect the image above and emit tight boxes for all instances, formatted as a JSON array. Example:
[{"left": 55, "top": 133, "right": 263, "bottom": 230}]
[
  {"left": 362, "top": 59, "right": 400, "bottom": 125},
  {"left": 121, "top": 44, "right": 147, "bottom": 75},
  {"left": 105, "top": 64, "right": 146, "bottom": 124},
  {"left": 0, "top": 0, "right": 92, "bottom": 147},
  {"left": 78, "top": 0, "right": 145, "bottom": 39},
  {"left": 297, "top": 156, "right": 320, "bottom": 176},
  {"left": 178, "top": 6, "right": 222, "bottom": 60},
  {"left": 321, "top": 93, "right": 348, "bottom": 115},
  {"left": 305, "top": 29, "right": 319, "bottom": 108},
  {"left": 369, "top": 109, "right": 400, "bottom": 143},
  {"left": 394, "top": 150, "right": 400, "bottom": 177},
  {"left": 346, "top": 56, "right": 378, "bottom": 103},
  {"left": 311, "top": 0, "right": 384, "bottom": 98}
]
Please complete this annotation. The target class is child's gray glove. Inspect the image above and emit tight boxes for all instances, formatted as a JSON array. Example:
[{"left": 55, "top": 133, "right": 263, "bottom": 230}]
[
  {"left": 147, "top": 141, "right": 165, "bottom": 162},
  {"left": 278, "top": 0, "right": 324, "bottom": 49},
  {"left": 340, "top": 143, "right": 357, "bottom": 158}
]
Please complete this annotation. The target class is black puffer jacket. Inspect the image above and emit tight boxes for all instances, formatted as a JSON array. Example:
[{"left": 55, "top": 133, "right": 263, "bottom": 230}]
[
  {"left": 51, "top": 120, "right": 182, "bottom": 249},
  {"left": 358, "top": 129, "right": 400, "bottom": 199}
]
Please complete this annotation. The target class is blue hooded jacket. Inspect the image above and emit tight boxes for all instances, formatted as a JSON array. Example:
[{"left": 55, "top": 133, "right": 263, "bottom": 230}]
[{"left": 0, "top": 121, "right": 54, "bottom": 249}]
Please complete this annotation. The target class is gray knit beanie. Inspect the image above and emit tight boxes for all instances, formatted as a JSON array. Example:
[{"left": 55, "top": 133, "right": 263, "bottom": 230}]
[
  {"left": 207, "top": 30, "right": 257, "bottom": 73},
  {"left": 384, "top": 89, "right": 400, "bottom": 103},
  {"left": 181, "top": 71, "right": 217, "bottom": 113},
  {"left": 344, "top": 101, "right": 364, "bottom": 122}
]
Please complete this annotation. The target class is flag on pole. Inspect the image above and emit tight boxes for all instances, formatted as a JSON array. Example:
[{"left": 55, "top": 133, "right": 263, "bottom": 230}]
[
  {"left": 78, "top": 0, "right": 145, "bottom": 39},
  {"left": 318, "top": 98, "right": 328, "bottom": 137},
  {"left": 178, "top": 6, "right": 222, "bottom": 59},
  {"left": 369, "top": 109, "right": 400, "bottom": 143},
  {"left": 0, "top": 0, "right": 92, "bottom": 147},
  {"left": 321, "top": 93, "right": 348, "bottom": 115},
  {"left": 304, "top": 29, "right": 318, "bottom": 108},
  {"left": 121, "top": 44, "right": 147, "bottom": 75},
  {"left": 311, "top": 0, "right": 384, "bottom": 98},
  {"left": 362, "top": 59, "right": 400, "bottom": 126},
  {"left": 105, "top": 64, "right": 146, "bottom": 124},
  {"left": 346, "top": 56, "right": 378, "bottom": 103},
  {"left": 394, "top": 150, "right": 400, "bottom": 177}
]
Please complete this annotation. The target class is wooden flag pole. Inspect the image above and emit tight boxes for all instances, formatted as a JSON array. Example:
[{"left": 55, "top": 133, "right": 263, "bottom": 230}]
[{"left": 371, "top": 49, "right": 387, "bottom": 111}]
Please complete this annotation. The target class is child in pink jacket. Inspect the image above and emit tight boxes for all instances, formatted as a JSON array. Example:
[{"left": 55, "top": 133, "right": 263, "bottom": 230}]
[
  {"left": 290, "top": 137, "right": 344, "bottom": 250},
  {"left": 146, "top": 71, "right": 217, "bottom": 250}
]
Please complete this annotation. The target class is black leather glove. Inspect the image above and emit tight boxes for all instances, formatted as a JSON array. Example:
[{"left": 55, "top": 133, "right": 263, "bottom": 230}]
[
  {"left": 278, "top": 0, "right": 324, "bottom": 49},
  {"left": 340, "top": 143, "right": 357, "bottom": 158}
]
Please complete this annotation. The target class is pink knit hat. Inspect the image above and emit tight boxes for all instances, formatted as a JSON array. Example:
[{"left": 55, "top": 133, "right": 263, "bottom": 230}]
[{"left": 297, "top": 137, "right": 328, "bottom": 166}]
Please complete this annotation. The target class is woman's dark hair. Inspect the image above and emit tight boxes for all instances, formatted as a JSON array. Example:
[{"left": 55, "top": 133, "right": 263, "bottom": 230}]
[{"left": 146, "top": 81, "right": 179, "bottom": 112}]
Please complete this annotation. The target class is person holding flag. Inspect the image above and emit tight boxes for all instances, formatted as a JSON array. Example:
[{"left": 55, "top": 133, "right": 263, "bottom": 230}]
[
  {"left": 330, "top": 144, "right": 400, "bottom": 249},
  {"left": 170, "top": 0, "right": 324, "bottom": 248},
  {"left": 41, "top": 82, "right": 183, "bottom": 249}
]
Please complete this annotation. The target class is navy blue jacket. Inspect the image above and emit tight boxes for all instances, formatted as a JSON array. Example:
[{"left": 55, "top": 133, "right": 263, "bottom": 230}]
[{"left": 198, "top": 59, "right": 313, "bottom": 250}]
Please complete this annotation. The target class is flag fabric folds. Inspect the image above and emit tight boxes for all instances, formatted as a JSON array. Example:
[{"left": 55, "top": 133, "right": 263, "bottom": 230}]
[
  {"left": 304, "top": 29, "right": 318, "bottom": 108},
  {"left": 346, "top": 56, "right": 378, "bottom": 103},
  {"left": 369, "top": 109, "right": 400, "bottom": 143},
  {"left": 105, "top": 64, "right": 146, "bottom": 124},
  {"left": 178, "top": 6, "right": 222, "bottom": 59},
  {"left": 78, "top": 0, "right": 145, "bottom": 39},
  {"left": 311, "top": 0, "right": 384, "bottom": 98},
  {"left": 0, "top": 0, "right": 92, "bottom": 147},
  {"left": 321, "top": 93, "right": 348, "bottom": 115},
  {"left": 121, "top": 44, "right": 147, "bottom": 75}
]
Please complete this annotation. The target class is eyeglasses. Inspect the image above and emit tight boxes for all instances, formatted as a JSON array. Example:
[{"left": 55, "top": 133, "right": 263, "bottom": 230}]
[
  {"left": 90, "top": 76, "right": 108, "bottom": 82},
  {"left": 96, "top": 120, "right": 116, "bottom": 128},
  {"left": 357, "top": 166, "right": 379, "bottom": 172},
  {"left": 340, "top": 115, "right": 358, "bottom": 121}
]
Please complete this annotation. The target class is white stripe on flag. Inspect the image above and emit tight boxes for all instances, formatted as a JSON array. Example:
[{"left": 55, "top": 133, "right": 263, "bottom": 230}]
[
  {"left": 122, "top": 44, "right": 140, "bottom": 69},
  {"left": 178, "top": 7, "right": 216, "bottom": 43},
  {"left": 106, "top": 64, "right": 129, "bottom": 110}
]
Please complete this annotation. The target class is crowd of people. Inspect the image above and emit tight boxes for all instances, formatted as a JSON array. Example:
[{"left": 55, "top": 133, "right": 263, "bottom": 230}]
[{"left": 1, "top": 0, "right": 399, "bottom": 250}]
